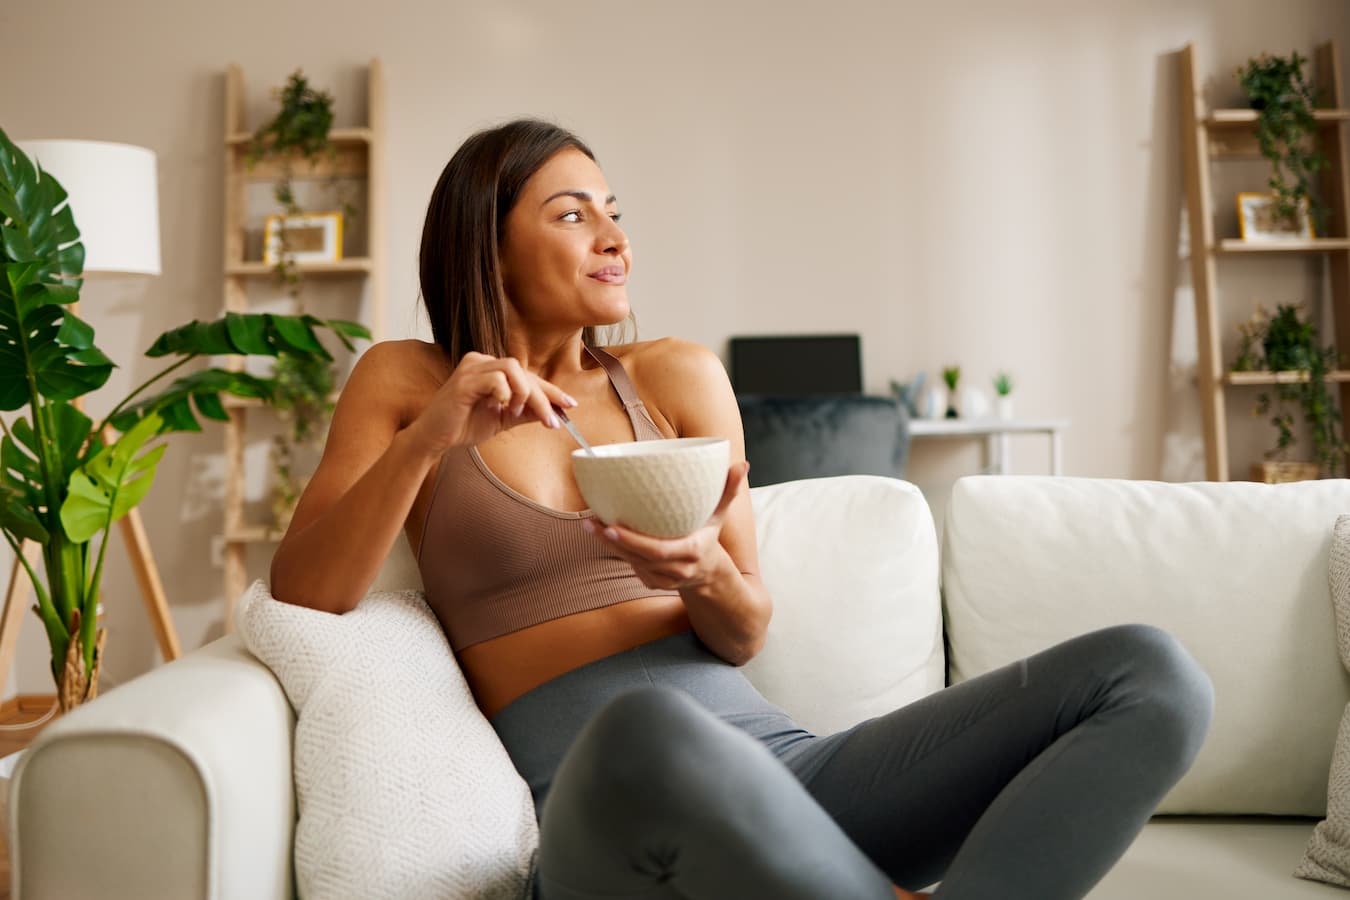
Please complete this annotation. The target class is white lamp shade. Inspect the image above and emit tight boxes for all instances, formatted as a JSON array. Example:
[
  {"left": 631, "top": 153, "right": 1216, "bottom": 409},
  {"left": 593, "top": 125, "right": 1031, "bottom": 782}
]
[{"left": 16, "top": 139, "right": 161, "bottom": 276}]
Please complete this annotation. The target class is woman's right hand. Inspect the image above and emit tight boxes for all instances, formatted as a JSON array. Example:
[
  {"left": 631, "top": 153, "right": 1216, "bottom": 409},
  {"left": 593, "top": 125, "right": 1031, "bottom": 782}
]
[{"left": 402, "top": 351, "right": 578, "bottom": 457}]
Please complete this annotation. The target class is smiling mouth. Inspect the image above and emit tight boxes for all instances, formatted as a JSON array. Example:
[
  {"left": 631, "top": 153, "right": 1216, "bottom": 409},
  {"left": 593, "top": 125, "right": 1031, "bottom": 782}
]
[{"left": 589, "top": 268, "right": 627, "bottom": 285}]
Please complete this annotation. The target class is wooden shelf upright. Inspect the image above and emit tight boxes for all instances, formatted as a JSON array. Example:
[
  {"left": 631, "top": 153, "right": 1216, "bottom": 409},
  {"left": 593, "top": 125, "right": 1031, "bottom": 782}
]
[
  {"left": 220, "top": 61, "right": 387, "bottom": 622},
  {"left": 1179, "top": 41, "right": 1350, "bottom": 481}
]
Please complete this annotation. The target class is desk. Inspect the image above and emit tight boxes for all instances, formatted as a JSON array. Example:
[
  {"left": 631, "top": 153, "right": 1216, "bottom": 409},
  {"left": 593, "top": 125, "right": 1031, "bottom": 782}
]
[{"left": 907, "top": 418, "right": 1069, "bottom": 475}]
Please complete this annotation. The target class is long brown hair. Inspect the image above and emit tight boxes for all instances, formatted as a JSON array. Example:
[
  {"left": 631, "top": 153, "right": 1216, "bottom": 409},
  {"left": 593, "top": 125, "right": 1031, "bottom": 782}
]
[{"left": 419, "top": 119, "right": 629, "bottom": 366}]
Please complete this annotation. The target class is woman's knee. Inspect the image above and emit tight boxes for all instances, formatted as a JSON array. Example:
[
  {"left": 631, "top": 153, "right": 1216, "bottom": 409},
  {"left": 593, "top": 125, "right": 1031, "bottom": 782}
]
[
  {"left": 565, "top": 687, "right": 721, "bottom": 803},
  {"left": 1098, "top": 624, "right": 1214, "bottom": 758}
]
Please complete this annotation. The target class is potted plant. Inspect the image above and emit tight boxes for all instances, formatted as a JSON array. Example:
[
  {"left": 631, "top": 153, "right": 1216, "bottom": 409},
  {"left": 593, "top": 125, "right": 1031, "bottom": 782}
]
[
  {"left": 942, "top": 366, "right": 961, "bottom": 419},
  {"left": 993, "top": 372, "right": 1014, "bottom": 421},
  {"left": 0, "top": 129, "right": 369, "bottom": 710},
  {"left": 1236, "top": 51, "right": 1329, "bottom": 233},
  {"left": 247, "top": 69, "right": 357, "bottom": 529},
  {"left": 1232, "top": 303, "right": 1347, "bottom": 482}
]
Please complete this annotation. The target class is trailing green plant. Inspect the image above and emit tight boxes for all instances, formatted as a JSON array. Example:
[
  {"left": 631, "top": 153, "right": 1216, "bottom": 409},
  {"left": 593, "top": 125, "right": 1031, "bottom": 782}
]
[
  {"left": 992, "top": 372, "right": 1013, "bottom": 396},
  {"left": 1236, "top": 51, "right": 1329, "bottom": 233},
  {"left": 268, "top": 351, "right": 336, "bottom": 528},
  {"left": 246, "top": 68, "right": 360, "bottom": 526},
  {"left": 0, "top": 128, "right": 369, "bottom": 708},
  {"left": 1231, "top": 303, "right": 1347, "bottom": 476}
]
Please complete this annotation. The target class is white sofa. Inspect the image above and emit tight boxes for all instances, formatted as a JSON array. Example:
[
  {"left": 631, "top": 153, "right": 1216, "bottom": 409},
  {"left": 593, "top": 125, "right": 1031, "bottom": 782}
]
[{"left": 9, "top": 474, "right": 1350, "bottom": 898}]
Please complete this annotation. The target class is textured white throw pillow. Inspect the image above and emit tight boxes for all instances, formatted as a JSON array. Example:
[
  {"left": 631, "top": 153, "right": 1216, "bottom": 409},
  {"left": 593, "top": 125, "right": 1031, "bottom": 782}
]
[
  {"left": 1297, "top": 515, "right": 1350, "bottom": 888},
  {"left": 235, "top": 580, "right": 537, "bottom": 900}
]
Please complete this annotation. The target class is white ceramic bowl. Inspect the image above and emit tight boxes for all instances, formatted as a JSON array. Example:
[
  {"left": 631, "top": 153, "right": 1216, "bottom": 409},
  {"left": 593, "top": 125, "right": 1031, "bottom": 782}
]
[{"left": 572, "top": 437, "right": 730, "bottom": 538}]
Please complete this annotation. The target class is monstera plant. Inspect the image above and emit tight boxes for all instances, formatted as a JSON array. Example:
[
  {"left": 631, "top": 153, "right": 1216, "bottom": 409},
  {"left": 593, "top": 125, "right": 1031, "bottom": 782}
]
[{"left": 0, "top": 128, "right": 369, "bottom": 711}]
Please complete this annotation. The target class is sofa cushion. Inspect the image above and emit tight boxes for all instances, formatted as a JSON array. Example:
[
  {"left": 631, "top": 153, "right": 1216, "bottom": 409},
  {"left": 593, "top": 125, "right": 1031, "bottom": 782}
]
[
  {"left": 236, "top": 582, "right": 536, "bottom": 900},
  {"left": 741, "top": 475, "right": 944, "bottom": 735},
  {"left": 942, "top": 475, "right": 1350, "bottom": 816},
  {"left": 1296, "top": 514, "right": 1350, "bottom": 887}
]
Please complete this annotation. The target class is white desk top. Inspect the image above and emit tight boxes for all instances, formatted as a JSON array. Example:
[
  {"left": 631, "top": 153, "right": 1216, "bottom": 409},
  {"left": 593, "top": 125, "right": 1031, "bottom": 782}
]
[{"left": 908, "top": 418, "right": 1070, "bottom": 437}]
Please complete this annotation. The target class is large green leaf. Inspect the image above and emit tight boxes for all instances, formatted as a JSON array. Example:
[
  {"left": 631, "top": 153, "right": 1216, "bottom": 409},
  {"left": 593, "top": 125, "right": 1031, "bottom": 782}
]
[
  {"left": 144, "top": 312, "right": 368, "bottom": 360},
  {"left": 0, "top": 477, "right": 48, "bottom": 544},
  {"left": 0, "top": 130, "right": 113, "bottom": 410},
  {"left": 60, "top": 412, "right": 166, "bottom": 543},
  {"left": 108, "top": 368, "right": 274, "bottom": 433}
]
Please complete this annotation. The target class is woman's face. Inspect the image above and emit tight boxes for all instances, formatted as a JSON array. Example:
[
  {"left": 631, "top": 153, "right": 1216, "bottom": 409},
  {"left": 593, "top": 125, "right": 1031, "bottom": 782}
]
[{"left": 499, "top": 147, "right": 632, "bottom": 333}]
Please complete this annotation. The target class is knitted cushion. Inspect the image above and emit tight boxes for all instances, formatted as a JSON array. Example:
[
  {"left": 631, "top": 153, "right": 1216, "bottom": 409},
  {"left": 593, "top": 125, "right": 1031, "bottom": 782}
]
[
  {"left": 1297, "top": 515, "right": 1350, "bottom": 887},
  {"left": 236, "top": 580, "right": 537, "bottom": 899}
]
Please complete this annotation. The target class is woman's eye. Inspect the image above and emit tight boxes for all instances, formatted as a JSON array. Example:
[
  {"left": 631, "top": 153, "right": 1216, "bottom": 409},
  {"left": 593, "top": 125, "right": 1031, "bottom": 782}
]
[
  {"left": 610, "top": 212, "right": 623, "bottom": 223},
  {"left": 561, "top": 211, "right": 582, "bottom": 222}
]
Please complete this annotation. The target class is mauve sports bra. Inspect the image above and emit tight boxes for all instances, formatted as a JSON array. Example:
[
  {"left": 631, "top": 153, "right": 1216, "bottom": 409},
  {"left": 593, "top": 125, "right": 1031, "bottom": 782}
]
[{"left": 415, "top": 346, "right": 680, "bottom": 652}]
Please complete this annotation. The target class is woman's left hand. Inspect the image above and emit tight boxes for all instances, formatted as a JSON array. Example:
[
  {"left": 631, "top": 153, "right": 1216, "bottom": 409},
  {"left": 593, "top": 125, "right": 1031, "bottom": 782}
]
[{"left": 582, "top": 461, "right": 751, "bottom": 591}]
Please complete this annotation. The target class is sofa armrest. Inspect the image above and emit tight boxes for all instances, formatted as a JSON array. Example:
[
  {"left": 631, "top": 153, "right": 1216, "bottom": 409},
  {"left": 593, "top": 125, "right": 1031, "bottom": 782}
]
[{"left": 9, "top": 635, "right": 296, "bottom": 900}]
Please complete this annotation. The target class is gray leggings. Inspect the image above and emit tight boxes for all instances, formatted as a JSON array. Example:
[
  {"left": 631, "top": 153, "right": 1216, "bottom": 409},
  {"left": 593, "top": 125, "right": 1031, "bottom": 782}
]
[{"left": 490, "top": 624, "right": 1213, "bottom": 899}]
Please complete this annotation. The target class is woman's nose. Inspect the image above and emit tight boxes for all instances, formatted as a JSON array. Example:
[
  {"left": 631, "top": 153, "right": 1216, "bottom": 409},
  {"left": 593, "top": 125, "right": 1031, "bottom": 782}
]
[{"left": 597, "top": 221, "right": 629, "bottom": 254}]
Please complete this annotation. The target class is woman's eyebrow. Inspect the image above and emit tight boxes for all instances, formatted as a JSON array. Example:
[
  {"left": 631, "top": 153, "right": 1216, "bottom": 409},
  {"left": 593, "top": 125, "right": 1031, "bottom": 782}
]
[{"left": 540, "top": 189, "right": 618, "bottom": 208}]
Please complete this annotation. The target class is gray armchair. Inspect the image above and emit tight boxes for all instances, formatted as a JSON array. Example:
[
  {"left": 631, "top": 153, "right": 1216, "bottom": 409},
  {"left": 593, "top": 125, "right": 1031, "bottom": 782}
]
[{"left": 736, "top": 395, "right": 910, "bottom": 488}]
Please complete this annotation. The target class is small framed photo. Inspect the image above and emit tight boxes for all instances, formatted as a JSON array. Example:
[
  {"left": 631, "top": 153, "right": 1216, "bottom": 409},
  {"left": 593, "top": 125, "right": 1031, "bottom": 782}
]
[
  {"left": 263, "top": 211, "right": 344, "bottom": 265},
  {"left": 1236, "top": 192, "right": 1315, "bottom": 242}
]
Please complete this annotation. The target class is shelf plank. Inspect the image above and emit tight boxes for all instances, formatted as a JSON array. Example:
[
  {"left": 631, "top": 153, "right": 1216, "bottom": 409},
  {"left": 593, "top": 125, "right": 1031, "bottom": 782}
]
[
  {"left": 222, "top": 389, "right": 341, "bottom": 410},
  {"left": 226, "top": 127, "right": 374, "bottom": 146},
  {"left": 1206, "top": 109, "right": 1350, "bottom": 126},
  {"left": 224, "top": 526, "right": 284, "bottom": 544},
  {"left": 1226, "top": 370, "right": 1350, "bottom": 386},
  {"left": 1216, "top": 238, "right": 1350, "bottom": 254},
  {"left": 225, "top": 258, "right": 373, "bottom": 276}
]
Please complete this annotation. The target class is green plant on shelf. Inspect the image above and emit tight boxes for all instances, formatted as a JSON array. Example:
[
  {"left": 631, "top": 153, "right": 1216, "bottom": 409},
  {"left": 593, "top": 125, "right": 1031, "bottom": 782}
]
[
  {"left": 1235, "top": 51, "right": 1329, "bottom": 233},
  {"left": 246, "top": 68, "right": 361, "bottom": 527},
  {"left": 993, "top": 372, "right": 1013, "bottom": 397},
  {"left": 268, "top": 351, "right": 336, "bottom": 529},
  {"left": 1231, "top": 303, "right": 1347, "bottom": 476}
]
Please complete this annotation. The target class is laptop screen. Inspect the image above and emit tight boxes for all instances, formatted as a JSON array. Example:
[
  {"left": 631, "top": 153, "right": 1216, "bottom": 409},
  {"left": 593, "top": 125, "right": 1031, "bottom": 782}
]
[{"left": 728, "top": 334, "right": 863, "bottom": 395}]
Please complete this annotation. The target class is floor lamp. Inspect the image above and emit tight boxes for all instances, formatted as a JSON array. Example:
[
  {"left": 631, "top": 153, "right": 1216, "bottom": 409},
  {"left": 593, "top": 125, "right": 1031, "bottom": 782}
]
[{"left": 0, "top": 140, "right": 181, "bottom": 702}]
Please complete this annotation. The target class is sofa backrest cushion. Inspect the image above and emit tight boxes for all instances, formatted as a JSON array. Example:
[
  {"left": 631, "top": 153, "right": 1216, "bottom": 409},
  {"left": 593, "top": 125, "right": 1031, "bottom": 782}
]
[
  {"left": 741, "top": 475, "right": 944, "bottom": 735},
  {"left": 942, "top": 475, "right": 1350, "bottom": 816}
]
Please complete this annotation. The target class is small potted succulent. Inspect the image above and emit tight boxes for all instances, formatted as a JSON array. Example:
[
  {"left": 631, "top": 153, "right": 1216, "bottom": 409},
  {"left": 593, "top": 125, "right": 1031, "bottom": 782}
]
[
  {"left": 993, "top": 372, "right": 1014, "bottom": 421},
  {"left": 942, "top": 366, "right": 961, "bottom": 419}
]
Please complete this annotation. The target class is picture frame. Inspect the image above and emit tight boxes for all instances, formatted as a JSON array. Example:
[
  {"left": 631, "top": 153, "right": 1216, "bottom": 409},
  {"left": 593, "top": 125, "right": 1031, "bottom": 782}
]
[
  {"left": 263, "top": 211, "right": 344, "bottom": 265},
  {"left": 1236, "top": 192, "right": 1315, "bottom": 242}
]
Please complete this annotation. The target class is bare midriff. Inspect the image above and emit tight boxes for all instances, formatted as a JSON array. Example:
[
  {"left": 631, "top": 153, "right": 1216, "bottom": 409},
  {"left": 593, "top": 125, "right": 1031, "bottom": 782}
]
[{"left": 456, "top": 594, "right": 692, "bottom": 718}]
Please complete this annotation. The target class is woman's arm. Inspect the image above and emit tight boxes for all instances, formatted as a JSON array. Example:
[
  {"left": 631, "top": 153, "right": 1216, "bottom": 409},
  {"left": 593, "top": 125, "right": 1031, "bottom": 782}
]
[
  {"left": 268, "top": 342, "right": 442, "bottom": 613},
  {"left": 586, "top": 339, "right": 772, "bottom": 664},
  {"left": 270, "top": 341, "right": 575, "bottom": 613}
]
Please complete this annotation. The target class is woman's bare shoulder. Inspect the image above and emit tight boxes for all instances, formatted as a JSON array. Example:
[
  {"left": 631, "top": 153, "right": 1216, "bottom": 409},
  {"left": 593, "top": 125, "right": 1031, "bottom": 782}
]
[
  {"left": 343, "top": 339, "right": 449, "bottom": 424},
  {"left": 606, "top": 338, "right": 733, "bottom": 432}
]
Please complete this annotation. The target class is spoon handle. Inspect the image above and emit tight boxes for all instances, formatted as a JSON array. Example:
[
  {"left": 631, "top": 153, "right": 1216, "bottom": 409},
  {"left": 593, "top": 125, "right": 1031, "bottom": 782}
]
[{"left": 553, "top": 405, "right": 597, "bottom": 456}]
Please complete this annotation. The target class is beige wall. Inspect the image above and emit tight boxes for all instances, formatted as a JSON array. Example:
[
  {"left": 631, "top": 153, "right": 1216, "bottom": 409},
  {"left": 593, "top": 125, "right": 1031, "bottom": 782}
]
[{"left": 2, "top": 0, "right": 1348, "bottom": 695}]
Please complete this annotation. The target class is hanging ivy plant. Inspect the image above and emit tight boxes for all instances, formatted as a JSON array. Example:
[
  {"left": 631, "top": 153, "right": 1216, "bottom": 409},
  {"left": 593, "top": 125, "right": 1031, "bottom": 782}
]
[{"left": 1236, "top": 52, "right": 1329, "bottom": 233}]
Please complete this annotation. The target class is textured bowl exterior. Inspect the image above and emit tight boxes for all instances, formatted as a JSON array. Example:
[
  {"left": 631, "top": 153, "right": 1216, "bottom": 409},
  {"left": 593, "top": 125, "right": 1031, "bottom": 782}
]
[{"left": 572, "top": 438, "right": 730, "bottom": 537}]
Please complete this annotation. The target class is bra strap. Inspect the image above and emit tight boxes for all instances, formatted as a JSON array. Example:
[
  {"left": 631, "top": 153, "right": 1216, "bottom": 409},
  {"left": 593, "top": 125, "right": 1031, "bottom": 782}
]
[{"left": 584, "top": 345, "right": 662, "bottom": 440}]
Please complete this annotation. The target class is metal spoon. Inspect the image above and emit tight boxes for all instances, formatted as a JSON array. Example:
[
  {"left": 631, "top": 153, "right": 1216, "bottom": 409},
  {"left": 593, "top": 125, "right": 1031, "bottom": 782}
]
[{"left": 553, "top": 405, "right": 596, "bottom": 456}]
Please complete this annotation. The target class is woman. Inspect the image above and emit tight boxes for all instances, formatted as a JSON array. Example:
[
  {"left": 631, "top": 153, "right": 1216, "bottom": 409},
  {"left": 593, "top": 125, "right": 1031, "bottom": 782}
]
[{"left": 270, "top": 119, "right": 1214, "bottom": 900}]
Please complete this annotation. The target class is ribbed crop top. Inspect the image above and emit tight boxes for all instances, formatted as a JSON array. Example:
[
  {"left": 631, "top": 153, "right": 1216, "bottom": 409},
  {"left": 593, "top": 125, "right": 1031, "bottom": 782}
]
[{"left": 415, "top": 346, "right": 680, "bottom": 652}]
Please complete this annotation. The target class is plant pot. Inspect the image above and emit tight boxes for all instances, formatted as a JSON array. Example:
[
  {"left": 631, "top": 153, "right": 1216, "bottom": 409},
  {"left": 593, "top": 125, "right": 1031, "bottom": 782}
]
[
  {"left": 1250, "top": 460, "right": 1320, "bottom": 483},
  {"left": 996, "top": 395, "right": 1014, "bottom": 421}
]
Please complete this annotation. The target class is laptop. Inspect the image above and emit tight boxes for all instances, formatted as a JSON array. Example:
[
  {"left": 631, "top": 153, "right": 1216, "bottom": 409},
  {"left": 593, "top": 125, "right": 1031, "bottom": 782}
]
[{"left": 728, "top": 334, "right": 863, "bottom": 396}]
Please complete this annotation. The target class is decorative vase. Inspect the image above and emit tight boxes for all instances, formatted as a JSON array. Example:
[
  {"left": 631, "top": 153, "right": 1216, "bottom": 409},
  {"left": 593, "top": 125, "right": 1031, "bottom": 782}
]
[
  {"left": 996, "top": 395, "right": 1015, "bottom": 421},
  {"left": 922, "top": 386, "right": 947, "bottom": 420},
  {"left": 961, "top": 386, "right": 992, "bottom": 420},
  {"left": 1250, "top": 460, "right": 1320, "bottom": 483}
]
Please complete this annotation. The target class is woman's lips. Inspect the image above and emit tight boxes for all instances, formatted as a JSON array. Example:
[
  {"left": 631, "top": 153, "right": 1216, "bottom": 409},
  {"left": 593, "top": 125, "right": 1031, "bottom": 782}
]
[{"left": 588, "top": 267, "right": 627, "bottom": 285}]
